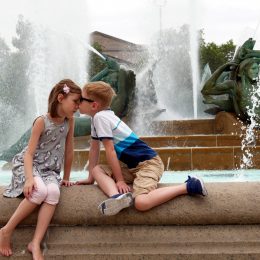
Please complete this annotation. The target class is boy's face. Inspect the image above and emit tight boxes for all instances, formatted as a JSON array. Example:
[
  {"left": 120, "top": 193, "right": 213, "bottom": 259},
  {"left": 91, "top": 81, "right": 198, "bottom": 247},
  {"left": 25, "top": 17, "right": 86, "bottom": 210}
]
[{"left": 79, "top": 93, "right": 97, "bottom": 116}]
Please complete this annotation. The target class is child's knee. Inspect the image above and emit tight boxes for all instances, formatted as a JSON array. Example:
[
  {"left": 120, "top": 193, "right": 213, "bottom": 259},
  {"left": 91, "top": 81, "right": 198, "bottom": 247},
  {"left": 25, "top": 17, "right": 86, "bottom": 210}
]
[
  {"left": 92, "top": 165, "right": 105, "bottom": 178},
  {"left": 29, "top": 185, "right": 48, "bottom": 205},
  {"left": 45, "top": 183, "right": 60, "bottom": 205},
  {"left": 134, "top": 195, "right": 150, "bottom": 211}
]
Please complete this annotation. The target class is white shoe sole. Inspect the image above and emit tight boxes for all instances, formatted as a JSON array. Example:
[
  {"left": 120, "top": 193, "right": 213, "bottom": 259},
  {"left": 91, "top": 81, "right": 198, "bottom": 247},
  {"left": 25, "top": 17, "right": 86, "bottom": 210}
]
[
  {"left": 195, "top": 176, "right": 208, "bottom": 196},
  {"left": 98, "top": 192, "right": 133, "bottom": 216}
]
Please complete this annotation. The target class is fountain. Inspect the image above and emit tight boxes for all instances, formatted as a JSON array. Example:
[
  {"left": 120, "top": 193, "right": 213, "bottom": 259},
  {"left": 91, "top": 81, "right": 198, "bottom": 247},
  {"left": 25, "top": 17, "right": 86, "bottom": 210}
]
[
  {"left": 2, "top": 2, "right": 260, "bottom": 259},
  {"left": 201, "top": 38, "right": 260, "bottom": 168}
]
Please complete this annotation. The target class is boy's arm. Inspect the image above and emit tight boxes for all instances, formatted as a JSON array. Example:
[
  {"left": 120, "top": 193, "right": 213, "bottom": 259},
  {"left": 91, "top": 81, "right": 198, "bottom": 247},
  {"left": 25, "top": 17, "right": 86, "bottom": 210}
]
[
  {"left": 63, "top": 118, "right": 75, "bottom": 186},
  {"left": 76, "top": 138, "right": 100, "bottom": 185},
  {"left": 102, "top": 139, "right": 131, "bottom": 193},
  {"left": 88, "top": 139, "right": 100, "bottom": 183}
]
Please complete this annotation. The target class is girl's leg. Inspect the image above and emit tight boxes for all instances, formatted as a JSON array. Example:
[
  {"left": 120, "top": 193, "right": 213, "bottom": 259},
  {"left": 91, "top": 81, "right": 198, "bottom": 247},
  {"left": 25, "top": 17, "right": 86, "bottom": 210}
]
[
  {"left": 0, "top": 199, "right": 38, "bottom": 256},
  {"left": 0, "top": 176, "right": 47, "bottom": 257},
  {"left": 134, "top": 184, "right": 187, "bottom": 211},
  {"left": 92, "top": 165, "right": 118, "bottom": 196},
  {"left": 27, "top": 203, "right": 56, "bottom": 260},
  {"left": 28, "top": 182, "right": 60, "bottom": 260}
]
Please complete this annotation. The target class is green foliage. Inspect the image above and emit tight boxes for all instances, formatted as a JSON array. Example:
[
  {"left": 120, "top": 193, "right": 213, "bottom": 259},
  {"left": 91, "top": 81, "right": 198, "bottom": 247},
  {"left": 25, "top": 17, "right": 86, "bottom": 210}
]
[
  {"left": 199, "top": 32, "right": 236, "bottom": 74},
  {"left": 88, "top": 42, "right": 106, "bottom": 78}
]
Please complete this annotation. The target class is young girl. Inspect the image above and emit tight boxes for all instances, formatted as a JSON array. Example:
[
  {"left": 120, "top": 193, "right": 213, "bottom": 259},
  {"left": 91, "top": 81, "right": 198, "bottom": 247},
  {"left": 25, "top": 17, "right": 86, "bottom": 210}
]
[{"left": 0, "top": 79, "right": 81, "bottom": 259}]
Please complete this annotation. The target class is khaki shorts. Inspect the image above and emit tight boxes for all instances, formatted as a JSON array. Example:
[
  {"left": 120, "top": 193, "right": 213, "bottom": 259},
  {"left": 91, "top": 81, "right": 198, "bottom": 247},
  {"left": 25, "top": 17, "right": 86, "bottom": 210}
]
[{"left": 99, "top": 155, "right": 164, "bottom": 197}]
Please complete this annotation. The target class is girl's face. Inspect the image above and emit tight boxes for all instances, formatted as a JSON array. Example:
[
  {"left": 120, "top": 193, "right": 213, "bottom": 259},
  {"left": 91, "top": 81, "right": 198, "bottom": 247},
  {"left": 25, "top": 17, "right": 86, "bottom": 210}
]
[
  {"left": 59, "top": 93, "right": 81, "bottom": 118},
  {"left": 247, "top": 62, "right": 259, "bottom": 80}
]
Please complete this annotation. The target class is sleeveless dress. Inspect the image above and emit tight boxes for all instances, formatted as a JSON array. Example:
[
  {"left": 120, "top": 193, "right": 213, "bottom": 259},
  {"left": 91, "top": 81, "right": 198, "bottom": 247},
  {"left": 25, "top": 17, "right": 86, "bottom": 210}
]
[{"left": 3, "top": 115, "right": 69, "bottom": 198}]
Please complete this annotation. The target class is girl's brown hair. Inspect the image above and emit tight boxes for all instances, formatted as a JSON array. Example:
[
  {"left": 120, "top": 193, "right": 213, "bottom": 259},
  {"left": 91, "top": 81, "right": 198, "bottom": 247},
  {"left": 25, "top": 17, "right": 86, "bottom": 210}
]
[
  {"left": 82, "top": 81, "right": 116, "bottom": 108},
  {"left": 48, "top": 79, "right": 81, "bottom": 117}
]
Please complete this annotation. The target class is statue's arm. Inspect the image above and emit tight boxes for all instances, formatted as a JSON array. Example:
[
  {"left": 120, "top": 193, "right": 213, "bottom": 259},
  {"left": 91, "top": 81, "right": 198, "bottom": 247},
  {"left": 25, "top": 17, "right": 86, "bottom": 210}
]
[
  {"left": 90, "top": 57, "right": 120, "bottom": 82},
  {"left": 201, "top": 62, "right": 236, "bottom": 96},
  {"left": 243, "top": 50, "right": 260, "bottom": 59},
  {"left": 90, "top": 67, "right": 109, "bottom": 82}
]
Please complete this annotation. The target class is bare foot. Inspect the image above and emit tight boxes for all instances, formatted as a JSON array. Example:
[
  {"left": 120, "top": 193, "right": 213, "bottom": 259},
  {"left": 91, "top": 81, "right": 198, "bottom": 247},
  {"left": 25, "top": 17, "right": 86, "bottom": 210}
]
[
  {"left": 0, "top": 228, "right": 12, "bottom": 256},
  {"left": 27, "top": 242, "right": 44, "bottom": 260}
]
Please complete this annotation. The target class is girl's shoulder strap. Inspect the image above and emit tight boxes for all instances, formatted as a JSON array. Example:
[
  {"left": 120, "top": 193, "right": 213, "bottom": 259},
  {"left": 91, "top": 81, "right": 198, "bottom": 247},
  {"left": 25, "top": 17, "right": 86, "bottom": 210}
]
[{"left": 32, "top": 115, "right": 47, "bottom": 132}]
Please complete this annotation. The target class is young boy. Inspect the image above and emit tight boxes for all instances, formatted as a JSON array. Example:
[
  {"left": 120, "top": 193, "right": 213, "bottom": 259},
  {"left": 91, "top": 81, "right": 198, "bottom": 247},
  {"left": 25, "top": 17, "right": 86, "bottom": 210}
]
[{"left": 77, "top": 81, "right": 207, "bottom": 216}]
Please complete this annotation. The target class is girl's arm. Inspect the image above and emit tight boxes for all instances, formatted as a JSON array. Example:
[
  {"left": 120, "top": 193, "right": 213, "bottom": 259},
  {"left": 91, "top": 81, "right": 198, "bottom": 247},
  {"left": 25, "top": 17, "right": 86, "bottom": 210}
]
[
  {"left": 76, "top": 139, "right": 100, "bottom": 185},
  {"left": 23, "top": 117, "right": 45, "bottom": 198},
  {"left": 62, "top": 118, "right": 75, "bottom": 186},
  {"left": 102, "top": 139, "right": 131, "bottom": 194}
]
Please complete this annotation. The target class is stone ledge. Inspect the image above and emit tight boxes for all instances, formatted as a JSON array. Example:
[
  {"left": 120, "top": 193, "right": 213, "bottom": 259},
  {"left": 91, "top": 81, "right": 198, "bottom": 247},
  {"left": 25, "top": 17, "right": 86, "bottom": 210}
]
[
  {"left": 72, "top": 147, "right": 260, "bottom": 171},
  {"left": 2, "top": 225, "right": 260, "bottom": 259},
  {"left": 1, "top": 182, "right": 260, "bottom": 226}
]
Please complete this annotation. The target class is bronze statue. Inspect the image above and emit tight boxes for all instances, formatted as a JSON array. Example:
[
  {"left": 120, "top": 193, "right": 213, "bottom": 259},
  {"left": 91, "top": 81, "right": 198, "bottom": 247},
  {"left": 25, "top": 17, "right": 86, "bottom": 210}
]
[
  {"left": 201, "top": 38, "right": 260, "bottom": 122},
  {"left": 0, "top": 56, "right": 135, "bottom": 162}
]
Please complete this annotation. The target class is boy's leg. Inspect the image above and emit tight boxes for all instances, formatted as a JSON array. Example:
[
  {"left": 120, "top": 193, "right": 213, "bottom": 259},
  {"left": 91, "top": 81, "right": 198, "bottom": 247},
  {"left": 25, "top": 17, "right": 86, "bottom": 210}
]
[
  {"left": 93, "top": 165, "right": 134, "bottom": 216},
  {"left": 133, "top": 156, "right": 207, "bottom": 211},
  {"left": 135, "top": 176, "right": 207, "bottom": 211},
  {"left": 98, "top": 192, "right": 133, "bottom": 216},
  {"left": 92, "top": 165, "right": 118, "bottom": 197},
  {"left": 135, "top": 184, "right": 187, "bottom": 211}
]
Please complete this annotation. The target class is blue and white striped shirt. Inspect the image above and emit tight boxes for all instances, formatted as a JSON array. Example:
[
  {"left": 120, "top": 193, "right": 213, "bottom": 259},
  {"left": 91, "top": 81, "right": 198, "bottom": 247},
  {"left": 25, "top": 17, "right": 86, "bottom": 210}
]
[{"left": 91, "top": 110, "right": 156, "bottom": 168}]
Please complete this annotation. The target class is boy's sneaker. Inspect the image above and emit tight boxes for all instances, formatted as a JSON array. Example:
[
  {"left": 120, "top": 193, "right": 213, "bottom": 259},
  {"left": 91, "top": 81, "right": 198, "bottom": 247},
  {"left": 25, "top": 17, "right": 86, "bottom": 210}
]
[
  {"left": 98, "top": 192, "right": 133, "bottom": 216},
  {"left": 185, "top": 176, "right": 208, "bottom": 196}
]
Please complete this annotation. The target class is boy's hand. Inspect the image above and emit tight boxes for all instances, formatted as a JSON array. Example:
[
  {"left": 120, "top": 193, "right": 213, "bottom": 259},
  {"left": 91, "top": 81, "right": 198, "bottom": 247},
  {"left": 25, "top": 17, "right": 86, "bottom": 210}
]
[
  {"left": 23, "top": 178, "right": 37, "bottom": 199},
  {"left": 62, "top": 180, "right": 75, "bottom": 187},
  {"left": 116, "top": 180, "right": 131, "bottom": 193},
  {"left": 76, "top": 178, "right": 95, "bottom": 185}
]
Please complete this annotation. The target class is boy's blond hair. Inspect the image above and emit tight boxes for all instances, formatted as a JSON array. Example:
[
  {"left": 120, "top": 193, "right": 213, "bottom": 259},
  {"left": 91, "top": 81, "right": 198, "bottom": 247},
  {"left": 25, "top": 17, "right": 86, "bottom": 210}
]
[{"left": 83, "top": 81, "right": 116, "bottom": 108}]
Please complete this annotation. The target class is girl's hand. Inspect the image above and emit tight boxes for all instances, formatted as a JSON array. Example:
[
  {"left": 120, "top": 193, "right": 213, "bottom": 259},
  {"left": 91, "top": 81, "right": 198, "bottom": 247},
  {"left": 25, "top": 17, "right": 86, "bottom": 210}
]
[
  {"left": 23, "top": 178, "right": 37, "bottom": 199},
  {"left": 61, "top": 180, "right": 75, "bottom": 187},
  {"left": 116, "top": 180, "right": 131, "bottom": 194},
  {"left": 76, "top": 178, "right": 95, "bottom": 185}
]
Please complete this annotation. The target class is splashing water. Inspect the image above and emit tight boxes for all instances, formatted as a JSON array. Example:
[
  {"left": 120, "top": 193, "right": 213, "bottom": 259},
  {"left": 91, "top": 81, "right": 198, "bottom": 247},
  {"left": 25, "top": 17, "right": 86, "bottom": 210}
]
[
  {"left": 88, "top": 45, "right": 106, "bottom": 60},
  {"left": 240, "top": 81, "right": 260, "bottom": 168}
]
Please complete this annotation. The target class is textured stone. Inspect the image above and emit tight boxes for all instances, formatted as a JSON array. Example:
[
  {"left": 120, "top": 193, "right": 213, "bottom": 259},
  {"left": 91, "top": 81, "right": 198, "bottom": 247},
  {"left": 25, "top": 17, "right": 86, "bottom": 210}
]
[{"left": 1, "top": 182, "right": 260, "bottom": 226}]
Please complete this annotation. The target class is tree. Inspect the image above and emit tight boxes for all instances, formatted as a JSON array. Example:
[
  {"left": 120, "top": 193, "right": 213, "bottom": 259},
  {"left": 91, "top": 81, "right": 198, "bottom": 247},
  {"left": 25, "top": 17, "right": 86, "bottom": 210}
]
[
  {"left": 199, "top": 32, "right": 236, "bottom": 74},
  {"left": 88, "top": 42, "right": 106, "bottom": 78}
]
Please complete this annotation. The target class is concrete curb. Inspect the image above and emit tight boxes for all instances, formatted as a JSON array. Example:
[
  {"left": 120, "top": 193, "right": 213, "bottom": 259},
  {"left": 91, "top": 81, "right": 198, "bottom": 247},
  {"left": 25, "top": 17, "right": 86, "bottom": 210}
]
[{"left": 1, "top": 182, "right": 260, "bottom": 226}]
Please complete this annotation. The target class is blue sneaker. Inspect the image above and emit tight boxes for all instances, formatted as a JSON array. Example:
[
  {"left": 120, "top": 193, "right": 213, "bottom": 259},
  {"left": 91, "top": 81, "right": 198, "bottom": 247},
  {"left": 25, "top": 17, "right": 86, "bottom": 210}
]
[
  {"left": 185, "top": 176, "right": 208, "bottom": 196},
  {"left": 98, "top": 192, "right": 133, "bottom": 216}
]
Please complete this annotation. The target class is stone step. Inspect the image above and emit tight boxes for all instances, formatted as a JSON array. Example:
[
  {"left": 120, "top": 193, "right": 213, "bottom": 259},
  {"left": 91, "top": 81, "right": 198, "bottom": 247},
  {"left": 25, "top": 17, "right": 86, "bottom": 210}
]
[
  {"left": 74, "top": 134, "right": 256, "bottom": 149},
  {"left": 150, "top": 118, "right": 216, "bottom": 135},
  {"left": 2, "top": 225, "right": 260, "bottom": 259},
  {"left": 2, "top": 183, "right": 260, "bottom": 259},
  {"left": 73, "top": 145, "right": 260, "bottom": 171},
  {"left": 149, "top": 112, "right": 246, "bottom": 136}
]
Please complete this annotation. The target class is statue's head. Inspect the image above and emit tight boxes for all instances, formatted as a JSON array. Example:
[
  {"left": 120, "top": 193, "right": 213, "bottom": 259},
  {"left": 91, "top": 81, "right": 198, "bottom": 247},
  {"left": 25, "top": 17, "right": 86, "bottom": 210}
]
[
  {"left": 105, "top": 56, "right": 120, "bottom": 70},
  {"left": 242, "top": 38, "right": 256, "bottom": 50},
  {"left": 238, "top": 58, "right": 260, "bottom": 80}
]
